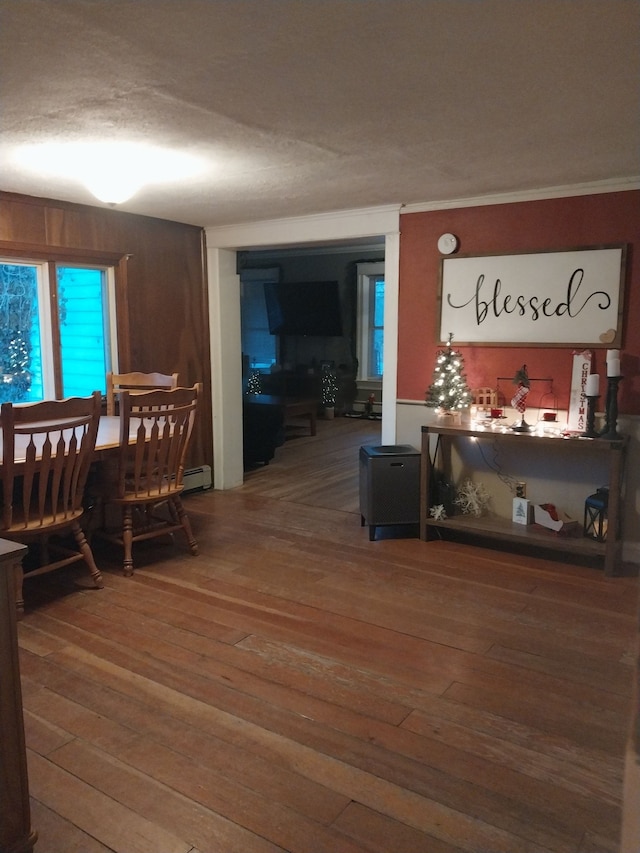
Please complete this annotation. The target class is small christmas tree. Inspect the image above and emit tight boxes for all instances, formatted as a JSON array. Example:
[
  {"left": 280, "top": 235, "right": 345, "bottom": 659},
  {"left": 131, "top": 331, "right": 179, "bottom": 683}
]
[
  {"left": 0, "top": 330, "right": 32, "bottom": 404},
  {"left": 246, "top": 367, "right": 262, "bottom": 395},
  {"left": 321, "top": 364, "right": 338, "bottom": 408},
  {"left": 425, "top": 334, "right": 472, "bottom": 411}
]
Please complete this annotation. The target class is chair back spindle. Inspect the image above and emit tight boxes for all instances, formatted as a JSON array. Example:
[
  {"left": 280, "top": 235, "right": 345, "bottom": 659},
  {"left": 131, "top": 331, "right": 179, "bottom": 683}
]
[
  {"left": 0, "top": 392, "right": 104, "bottom": 616},
  {"left": 117, "top": 386, "right": 198, "bottom": 499},
  {"left": 2, "top": 393, "right": 101, "bottom": 531},
  {"left": 106, "top": 371, "right": 179, "bottom": 416},
  {"left": 97, "top": 384, "right": 201, "bottom": 576}
]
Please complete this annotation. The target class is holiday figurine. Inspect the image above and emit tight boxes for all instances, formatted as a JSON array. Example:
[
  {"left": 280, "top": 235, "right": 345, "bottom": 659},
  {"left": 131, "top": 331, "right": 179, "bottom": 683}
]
[
  {"left": 364, "top": 392, "right": 375, "bottom": 418},
  {"left": 511, "top": 364, "right": 532, "bottom": 432}
]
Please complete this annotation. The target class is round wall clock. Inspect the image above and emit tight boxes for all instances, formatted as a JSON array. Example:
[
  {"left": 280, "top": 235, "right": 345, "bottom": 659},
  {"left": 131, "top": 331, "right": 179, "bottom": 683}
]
[{"left": 437, "top": 233, "right": 459, "bottom": 255}]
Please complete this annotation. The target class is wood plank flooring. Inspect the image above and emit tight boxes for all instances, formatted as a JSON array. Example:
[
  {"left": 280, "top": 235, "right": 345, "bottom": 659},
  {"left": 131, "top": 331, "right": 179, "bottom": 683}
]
[{"left": 17, "top": 416, "right": 639, "bottom": 852}]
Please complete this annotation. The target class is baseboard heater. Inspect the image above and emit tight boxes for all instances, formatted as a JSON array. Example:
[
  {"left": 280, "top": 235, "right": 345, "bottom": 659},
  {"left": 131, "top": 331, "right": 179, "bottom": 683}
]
[{"left": 182, "top": 465, "right": 212, "bottom": 493}]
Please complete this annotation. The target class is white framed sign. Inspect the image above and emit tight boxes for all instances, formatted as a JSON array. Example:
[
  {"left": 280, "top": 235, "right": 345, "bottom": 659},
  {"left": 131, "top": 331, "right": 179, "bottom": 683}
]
[{"left": 439, "top": 245, "right": 626, "bottom": 346}]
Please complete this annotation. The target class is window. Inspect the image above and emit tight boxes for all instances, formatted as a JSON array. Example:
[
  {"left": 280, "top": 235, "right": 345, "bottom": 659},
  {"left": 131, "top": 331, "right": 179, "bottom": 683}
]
[
  {"left": 57, "top": 265, "right": 116, "bottom": 397},
  {"left": 240, "top": 267, "right": 279, "bottom": 371},
  {"left": 356, "top": 261, "right": 385, "bottom": 380},
  {"left": 0, "top": 253, "right": 119, "bottom": 404}
]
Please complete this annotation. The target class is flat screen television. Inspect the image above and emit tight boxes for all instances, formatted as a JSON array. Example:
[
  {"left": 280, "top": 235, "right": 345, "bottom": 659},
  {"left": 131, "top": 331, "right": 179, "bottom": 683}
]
[{"left": 264, "top": 280, "right": 343, "bottom": 336}]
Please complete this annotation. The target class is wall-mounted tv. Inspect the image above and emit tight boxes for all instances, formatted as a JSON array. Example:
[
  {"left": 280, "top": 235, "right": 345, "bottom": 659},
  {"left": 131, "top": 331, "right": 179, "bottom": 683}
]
[{"left": 264, "top": 280, "right": 343, "bottom": 337}]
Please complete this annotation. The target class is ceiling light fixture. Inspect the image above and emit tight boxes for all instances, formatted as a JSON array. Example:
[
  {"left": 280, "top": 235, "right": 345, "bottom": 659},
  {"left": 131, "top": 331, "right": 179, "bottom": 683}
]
[{"left": 13, "top": 141, "right": 206, "bottom": 204}]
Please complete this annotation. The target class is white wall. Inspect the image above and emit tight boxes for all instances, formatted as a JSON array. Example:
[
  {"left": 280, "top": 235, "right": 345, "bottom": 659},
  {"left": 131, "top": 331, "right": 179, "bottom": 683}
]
[{"left": 208, "top": 249, "right": 245, "bottom": 489}]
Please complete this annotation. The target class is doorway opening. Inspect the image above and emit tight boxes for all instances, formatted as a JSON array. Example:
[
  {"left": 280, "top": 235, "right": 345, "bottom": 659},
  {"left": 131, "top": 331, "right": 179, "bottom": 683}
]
[{"left": 205, "top": 206, "right": 401, "bottom": 490}]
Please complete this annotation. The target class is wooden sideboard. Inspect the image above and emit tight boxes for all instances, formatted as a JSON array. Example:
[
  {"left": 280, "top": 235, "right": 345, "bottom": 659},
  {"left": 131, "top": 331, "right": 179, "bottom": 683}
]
[
  {"left": 0, "top": 539, "right": 36, "bottom": 853},
  {"left": 420, "top": 423, "right": 628, "bottom": 576}
]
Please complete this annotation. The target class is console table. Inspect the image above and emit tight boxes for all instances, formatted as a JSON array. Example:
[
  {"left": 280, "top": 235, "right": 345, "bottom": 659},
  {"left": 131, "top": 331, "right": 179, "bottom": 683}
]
[
  {"left": 0, "top": 539, "right": 37, "bottom": 853},
  {"left": 420, "top": 423, "right": 628, "bottom": 576}
]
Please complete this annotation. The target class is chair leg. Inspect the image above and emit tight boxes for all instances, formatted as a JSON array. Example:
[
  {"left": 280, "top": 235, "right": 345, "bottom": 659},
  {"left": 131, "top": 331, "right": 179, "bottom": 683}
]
[
  {"left": 122, "top": 506, "right": 134, "bottom": 577},
  {"left": 171, "top": 497, "right": 198, "bottom": 555},
  {"left": 71, "top": 522, "right": 104, "bottom": 589}
]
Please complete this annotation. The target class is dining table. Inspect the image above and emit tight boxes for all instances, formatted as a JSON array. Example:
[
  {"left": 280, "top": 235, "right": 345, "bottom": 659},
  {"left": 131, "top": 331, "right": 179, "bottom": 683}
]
[{"left": 95, "top": 414, "right": 130, "bottom": 455}]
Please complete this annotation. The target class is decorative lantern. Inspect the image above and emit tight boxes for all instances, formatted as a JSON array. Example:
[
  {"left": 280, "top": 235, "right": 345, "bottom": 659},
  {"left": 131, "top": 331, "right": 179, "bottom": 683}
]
[{"left": 584, "top": 487, "right": 609, "bottom": 542}]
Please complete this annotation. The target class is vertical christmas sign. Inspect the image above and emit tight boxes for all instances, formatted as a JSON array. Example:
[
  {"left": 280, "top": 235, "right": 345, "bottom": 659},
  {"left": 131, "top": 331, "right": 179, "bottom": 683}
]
[{"left": 567, "top": 350, "right": 592, "bottom": 432}]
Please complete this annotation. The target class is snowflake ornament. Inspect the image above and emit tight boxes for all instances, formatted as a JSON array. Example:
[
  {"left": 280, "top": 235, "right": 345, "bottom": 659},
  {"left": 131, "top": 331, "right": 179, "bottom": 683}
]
[
  {"left": 454, "top": 479, "right": 490, "bottom": 517},
  {"left": 429, "top": 504, "right": 447, "bottom": 521}
]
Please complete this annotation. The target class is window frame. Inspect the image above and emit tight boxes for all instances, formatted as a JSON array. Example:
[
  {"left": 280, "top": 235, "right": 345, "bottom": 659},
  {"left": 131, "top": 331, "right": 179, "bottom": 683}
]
[
  {"left": 356, "top": 260, "right": 385, "bottom": 382},
  {"left": 0, "top": 241, "right": 129, "bottom": 400}
]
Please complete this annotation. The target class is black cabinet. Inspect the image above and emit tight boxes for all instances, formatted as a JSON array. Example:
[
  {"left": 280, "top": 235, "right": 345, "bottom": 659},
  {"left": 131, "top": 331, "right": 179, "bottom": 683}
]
[{"left": 359, "top": 445, "right": 420, "bottom": 540}]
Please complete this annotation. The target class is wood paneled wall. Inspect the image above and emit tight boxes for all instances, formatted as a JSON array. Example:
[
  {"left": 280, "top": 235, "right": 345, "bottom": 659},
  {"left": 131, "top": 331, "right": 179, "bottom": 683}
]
[{"left": 0, "top": 192, "right": 212, "bottom": 471}]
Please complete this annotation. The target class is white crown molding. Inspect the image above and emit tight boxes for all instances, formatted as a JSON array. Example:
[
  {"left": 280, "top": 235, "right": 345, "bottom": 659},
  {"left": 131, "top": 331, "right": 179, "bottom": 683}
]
[
  {"left": 204, "top": 182, "right": 639, "bottom": 248},
  {"left": 11, "top": 180, "right": 632, "bottom": 232},
  {"left": 205, "top": 205, "right": 402, "bottom": 249},
  {"left": 401, "top": 178, "right": 640, "bottom": 214}
]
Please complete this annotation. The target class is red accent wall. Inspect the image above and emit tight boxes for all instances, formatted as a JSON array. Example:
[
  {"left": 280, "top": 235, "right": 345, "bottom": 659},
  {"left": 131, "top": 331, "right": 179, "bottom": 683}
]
[{"left": 398, "top": 191, "right": 640, "bottom": 414}]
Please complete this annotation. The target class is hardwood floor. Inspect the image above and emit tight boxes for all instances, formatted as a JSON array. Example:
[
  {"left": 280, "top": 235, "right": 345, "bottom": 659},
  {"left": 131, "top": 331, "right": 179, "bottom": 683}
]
[{"left": 17, "top": 416, "right": 638, "bottom": 853}]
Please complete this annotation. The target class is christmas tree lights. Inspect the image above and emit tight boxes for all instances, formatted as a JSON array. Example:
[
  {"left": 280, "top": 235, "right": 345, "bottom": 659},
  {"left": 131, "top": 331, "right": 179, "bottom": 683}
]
[
  {"left": 425, "top": 334, "right": 471, "bottom": 411},
  {"left": 1, "top": 264, "right": 35, "bottom": 404},
  {"left": 246, "top": 368, "right": 262, "bottom": 395},
  {"left": 321, "top": 365, "right": 338, "bottom": 408}
]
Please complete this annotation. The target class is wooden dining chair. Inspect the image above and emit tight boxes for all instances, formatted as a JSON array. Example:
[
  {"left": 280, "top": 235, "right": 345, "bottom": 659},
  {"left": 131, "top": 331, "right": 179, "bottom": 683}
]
[
  {"left": 0, "top": 392, "right": 104, "bottom": 617},
  {"left": 96, "top": 384, "right": 201, "bottom": 576},
  {"left": 105, "top": 371, "right": 179, "bottom": 416}
]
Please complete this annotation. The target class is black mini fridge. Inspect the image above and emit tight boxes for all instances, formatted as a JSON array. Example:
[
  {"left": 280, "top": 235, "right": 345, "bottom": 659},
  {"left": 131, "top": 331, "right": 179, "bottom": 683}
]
[{"left": 359, "top": 444, "right": 420, "bottom": 540}]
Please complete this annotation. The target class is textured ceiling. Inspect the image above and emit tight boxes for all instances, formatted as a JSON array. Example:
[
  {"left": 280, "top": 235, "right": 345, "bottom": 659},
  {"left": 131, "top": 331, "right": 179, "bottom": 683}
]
[{"left": 1, "top": 0, "right": 638, "bottom": 228}]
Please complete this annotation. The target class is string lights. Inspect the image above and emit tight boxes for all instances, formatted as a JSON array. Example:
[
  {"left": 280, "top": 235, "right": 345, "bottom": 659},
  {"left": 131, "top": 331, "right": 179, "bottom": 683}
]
[
  {"left": 425, "top": 334, "right": 472, "bottom": 412},
  {"left": 246, "top": 368, "right": 262, "bottom": 395},
  {"left": 321, "top": 365, "right": 338, "bottom": 408}
]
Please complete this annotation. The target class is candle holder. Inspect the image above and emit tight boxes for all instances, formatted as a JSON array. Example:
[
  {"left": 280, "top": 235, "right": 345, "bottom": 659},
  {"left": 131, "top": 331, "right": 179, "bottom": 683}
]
[
  {"left": 511, "top": 415, "right": 534, "bottom": 433},
  {"left": 582, "top": 395, "right": 600, "bottom": 438},
  {"left": 599, "top": 375, "right": 623, "bottom": 440}
]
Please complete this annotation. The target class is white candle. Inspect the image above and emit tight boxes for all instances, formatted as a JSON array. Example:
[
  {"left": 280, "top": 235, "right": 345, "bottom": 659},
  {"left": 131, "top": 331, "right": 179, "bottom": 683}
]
[
  {"left": 607, "top": 358, "right": 621, "bottom": 377},
  {"left": 585, "top": 373, "right": 600, "bottom": 396},
  {"left": 606, "top": 349, "right": 620, "bottom": 363}
]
